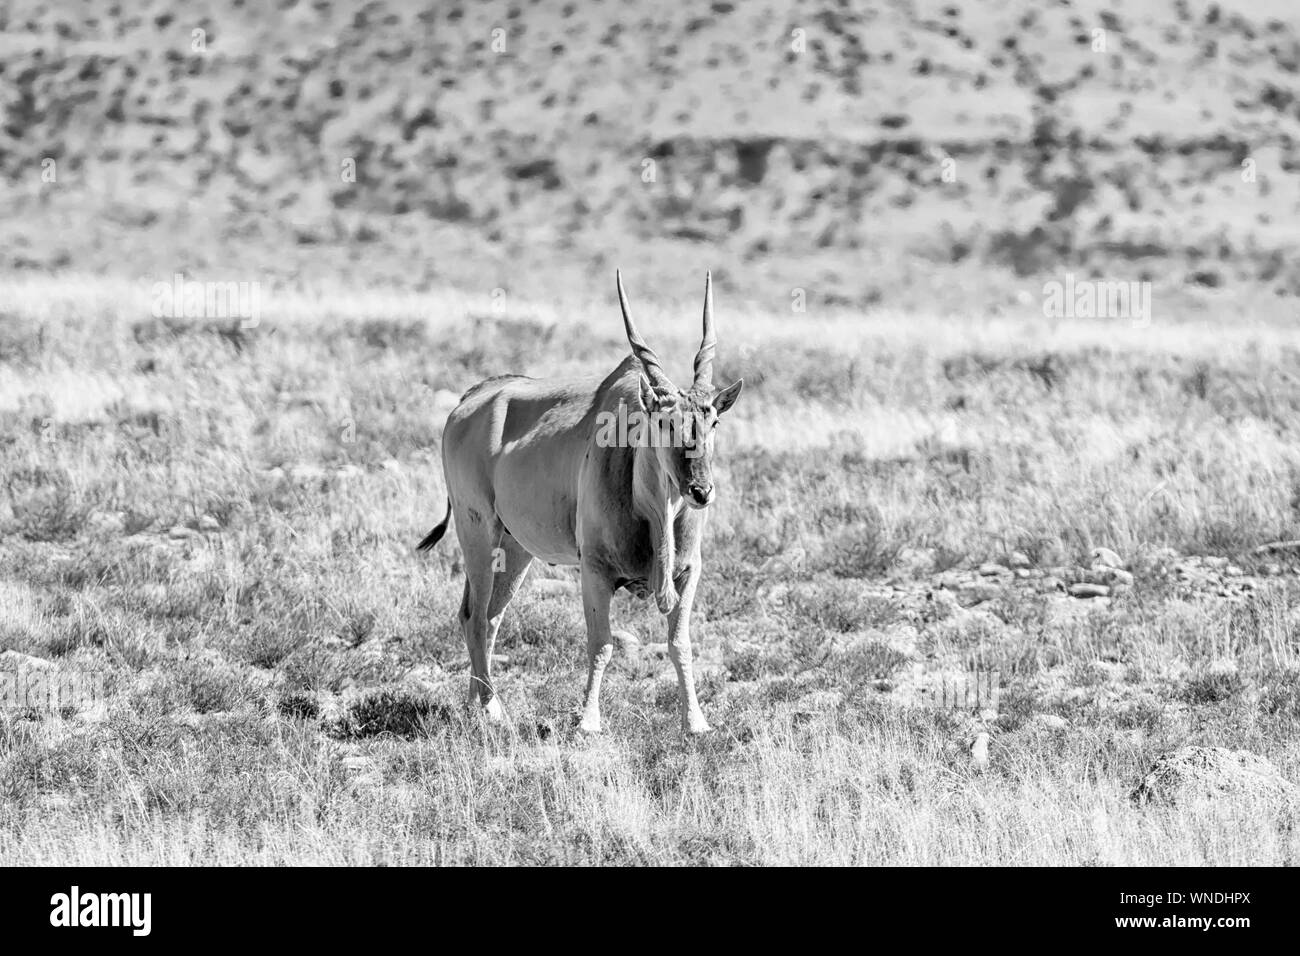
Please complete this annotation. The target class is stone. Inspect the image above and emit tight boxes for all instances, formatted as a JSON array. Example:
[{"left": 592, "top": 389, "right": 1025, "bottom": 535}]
[
  {"left": 956, "top": 583, "right": 1001, "bottom": 607},
  {"left": 1068, "top": 582, "right": 1110, "bottom": 599},
  {"left": 0, "top": 650, "right": 55, "bottom": 670},
  {"left": 1090, "top": 547, "right": 1125, "bottom": 570},
  {"left": 978, "top": 562, "right": 1007, "bottom": 577},
  {"left": 198, "top": 513, "right": 221, "bottom": 531},
  {"left": 1131, "top": 746, "right": 1298, "bottom": 808},
  {"left": 1007, "top": 550, "right": 1032, "bottom": 569},
  {"left": 935, "top": 571, "right": 968, "bottom": 590},
  {"left": 1088, "top": 565, "right": 1134, "bottom": 586}
]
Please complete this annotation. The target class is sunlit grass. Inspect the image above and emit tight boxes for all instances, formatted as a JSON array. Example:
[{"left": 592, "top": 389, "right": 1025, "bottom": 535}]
[{"left": 1, "top": 275, "right": 1298, "bottom": 864}]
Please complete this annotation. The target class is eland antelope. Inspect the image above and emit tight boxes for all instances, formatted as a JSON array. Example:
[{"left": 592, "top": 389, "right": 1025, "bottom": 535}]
[{"left": 417, "top": 272, "right": 743, "bottom": 734}]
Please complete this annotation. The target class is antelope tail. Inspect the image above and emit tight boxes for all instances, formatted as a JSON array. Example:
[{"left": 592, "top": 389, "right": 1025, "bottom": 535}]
[{"left": 416, "top": 499, "right": 453, "bottom": 552}]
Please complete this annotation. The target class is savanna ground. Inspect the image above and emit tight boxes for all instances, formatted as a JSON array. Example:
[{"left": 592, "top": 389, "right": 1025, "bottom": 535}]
[{"left": 2, "top": 274, "right": 1299, "bottom": 865}]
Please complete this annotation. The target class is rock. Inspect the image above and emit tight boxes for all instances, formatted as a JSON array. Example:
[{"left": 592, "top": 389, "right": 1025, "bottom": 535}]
[
  {"left": 167, "top": 525, "right": 199, "bottom": 540},
  {"left": 1131, "top": 746, "right": 1298, "bottom": 808},
  {"left": 1007, "top": 550, "right": 1032, "bottom": 569},
  {"left": 198, "top": 513, "right": 221, "bottom": 532},
  {"left": 935, "top": 571, "right": 968, "bottom": 590},
  {"left": 1090, "top": 547, "right": 1125, "bottom": 570},
  {"left": 1088, "top": 565, "right": 1134, "bottom": 586},
  {"left": 921, "top": 587, "right": 961, "bottom": 623},
  {"left": 1225, "top": 565, "right": 1243, "bottom": 577},
  {"left": 1203, "top": 556, "right": 1229, "bottom": 570},
  {"left": 1068, "top": 582, "right": 1110, "bottom": 599},
  {"left": 0, "top": 650, "right": 55, "bottom": 670},
  {"left": 978, "top": 562, "right": 1007, "bottom": 577},
  {"left": 956, "top": 583, "right": 1001, "bottom": 607},
  {"left": 1041, "top": 575, "right": 1066, "bottom": 593}
]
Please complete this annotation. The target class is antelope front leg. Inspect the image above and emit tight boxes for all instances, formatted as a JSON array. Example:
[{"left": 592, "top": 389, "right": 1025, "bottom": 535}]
[
  {"left": 666, "top": 563, "right": 709, "bottom": 734},
  {"left": 648, "top": 502, "right": 678, "bottom": 615},
  {"left": 578, "top": 565, "right": 615, "bottom": 734}
]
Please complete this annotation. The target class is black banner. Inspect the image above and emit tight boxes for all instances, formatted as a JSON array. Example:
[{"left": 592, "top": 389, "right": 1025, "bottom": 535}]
[{"left": 0, "top": 867, "right": 1285, "bottom": 944}]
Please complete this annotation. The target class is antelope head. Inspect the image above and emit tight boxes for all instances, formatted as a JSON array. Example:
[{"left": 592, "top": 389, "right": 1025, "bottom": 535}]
[{"left": 616, "top": 270, "right": 744, "bottom": 509}]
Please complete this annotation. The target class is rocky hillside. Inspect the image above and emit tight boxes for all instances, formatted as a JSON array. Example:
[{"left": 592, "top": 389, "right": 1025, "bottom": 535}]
[{"left": 2, "top": 0, "right": 1298, "bottom": 311}]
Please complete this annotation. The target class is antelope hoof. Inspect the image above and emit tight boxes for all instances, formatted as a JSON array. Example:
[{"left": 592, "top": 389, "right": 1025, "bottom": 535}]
[
  {"left": 578, "top": 713, "right": 602, "bottom": 735},
  {"left": 478, "top": 697, "right": 506, "bottom": 725},
  {"left": 682, "top": 711, "right": 711, "bottom": 735}
]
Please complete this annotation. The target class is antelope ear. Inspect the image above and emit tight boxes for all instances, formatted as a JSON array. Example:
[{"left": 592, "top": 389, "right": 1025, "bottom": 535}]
[
  {"left": 713, "top": 378, "right": 744, "bottom": 415},
  {"left": 638, "top": 374, "right": 657, "bottom": 412}
]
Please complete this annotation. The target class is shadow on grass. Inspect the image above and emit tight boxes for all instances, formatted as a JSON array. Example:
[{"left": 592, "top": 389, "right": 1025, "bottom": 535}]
[{"left": 338, "top": 687, "right": 453, "bottom": 739}]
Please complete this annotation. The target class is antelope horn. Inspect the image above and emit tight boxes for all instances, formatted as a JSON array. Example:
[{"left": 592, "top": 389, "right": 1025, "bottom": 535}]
[
  {"left": 616, "top": 270, "right": 673, "bottom": 390},
  {"left": 693, "top": 271, "right": 716, "bottom": 389}
]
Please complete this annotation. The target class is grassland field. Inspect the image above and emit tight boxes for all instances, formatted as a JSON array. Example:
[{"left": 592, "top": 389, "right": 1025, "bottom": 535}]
[{"left": 1, "top": 274, "right": 1299, "bottom": 864}]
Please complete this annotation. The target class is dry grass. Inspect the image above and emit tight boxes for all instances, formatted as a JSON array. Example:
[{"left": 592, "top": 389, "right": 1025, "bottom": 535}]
[{"left": 2, "top": 275, "right": 1299, "bottom": 865}]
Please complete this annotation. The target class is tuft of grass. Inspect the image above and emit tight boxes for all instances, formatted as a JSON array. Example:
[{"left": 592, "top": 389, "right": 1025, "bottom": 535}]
[
  {"left": 1181, "top": 661, "right": 1246, "bottom": 705},
  {"left": 277, "top": 691, "right": 321, "bottom": 721},
  {"left": 340, "top": 688, "right": 452, "bottom": 739}
]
